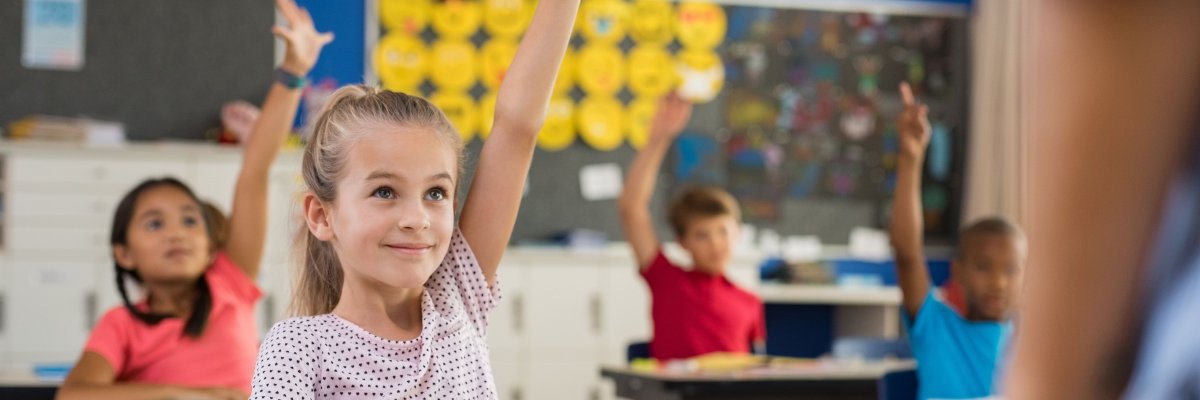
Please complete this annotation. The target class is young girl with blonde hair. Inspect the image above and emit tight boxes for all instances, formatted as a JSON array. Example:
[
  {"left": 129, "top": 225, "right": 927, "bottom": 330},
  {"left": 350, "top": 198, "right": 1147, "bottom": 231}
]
[{"left": 249, "top": 1, "right": 579, "bottom": 398}]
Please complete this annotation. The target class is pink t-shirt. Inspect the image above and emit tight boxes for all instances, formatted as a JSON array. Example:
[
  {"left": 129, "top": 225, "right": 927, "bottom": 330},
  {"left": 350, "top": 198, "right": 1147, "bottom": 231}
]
[
  {"left": 84, "top": 252, "right": 262, "bottom": 393},
  {"left": 250, "top": 229, "right": 500, "bottom": 399}
]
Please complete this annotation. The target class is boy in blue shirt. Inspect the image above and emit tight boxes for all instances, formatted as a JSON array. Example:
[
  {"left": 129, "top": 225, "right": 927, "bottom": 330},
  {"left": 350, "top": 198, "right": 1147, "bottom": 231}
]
[{"left": 891, "top": 83, "right": 1027, "bottom": 400}]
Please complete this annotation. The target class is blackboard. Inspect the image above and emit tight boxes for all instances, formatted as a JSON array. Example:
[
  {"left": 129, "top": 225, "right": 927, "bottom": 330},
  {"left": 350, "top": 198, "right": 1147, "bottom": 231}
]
[{"left": 0, "top": 0, "right": 274, "bottom": 140}]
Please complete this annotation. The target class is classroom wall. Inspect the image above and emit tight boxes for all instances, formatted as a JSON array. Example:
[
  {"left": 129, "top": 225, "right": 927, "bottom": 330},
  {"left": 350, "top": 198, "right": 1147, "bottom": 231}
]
[
  {"left": 1, "top": 0, "right": 972, "bottom": 246},
  {"left": 0, "top": 0, "right": 273, "bottom": 140}
]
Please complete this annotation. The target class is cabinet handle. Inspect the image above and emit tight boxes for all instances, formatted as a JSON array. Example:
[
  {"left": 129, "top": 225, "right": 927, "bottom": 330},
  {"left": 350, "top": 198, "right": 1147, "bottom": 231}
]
[
  {"left": 85, "top": 291, "right": 98, "bottom": 329},
  {"left": 590, "top": 294, "right": 602, "bottom": 334},
  {"left": 513, "top": 294, "right": 524, "bottom": 334},
  {"left": 262, "top": 294, "right": 276, "bottom": 332}
]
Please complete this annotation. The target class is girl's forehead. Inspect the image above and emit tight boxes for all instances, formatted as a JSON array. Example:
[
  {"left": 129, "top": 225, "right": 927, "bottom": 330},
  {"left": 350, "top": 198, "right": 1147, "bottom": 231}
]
[
  {"left": 342, "top": 129, "right": 459, "bottom": 179},
  {"left": 137, "top": 186, "right": 199, "bottom": 208}
]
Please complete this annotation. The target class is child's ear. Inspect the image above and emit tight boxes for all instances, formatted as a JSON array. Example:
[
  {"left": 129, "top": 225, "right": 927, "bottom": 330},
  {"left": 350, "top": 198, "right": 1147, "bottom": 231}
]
[
  {"left": 304, "top": 193, "right": 335, "bottom": 241},
  {"left": 113, "top": 244, "right": 135, "bottom": 271}
]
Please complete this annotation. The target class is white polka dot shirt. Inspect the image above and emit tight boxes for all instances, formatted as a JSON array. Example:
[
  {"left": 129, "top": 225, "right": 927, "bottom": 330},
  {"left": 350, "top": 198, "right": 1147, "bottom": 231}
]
[{"left": 250, "top": 230, "right": 500, "bottom": 399}]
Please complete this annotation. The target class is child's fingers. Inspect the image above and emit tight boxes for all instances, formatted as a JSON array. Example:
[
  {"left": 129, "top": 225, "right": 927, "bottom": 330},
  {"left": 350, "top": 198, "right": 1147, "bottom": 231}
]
[
  {"left": 271, "top": 25, "right": 292, "bottom": 41},
  {"left": 899, "top": 82, "right": 915, "bottom": 107},
  {"left": 298, "top": 7, "right": 316, "bottom": 28},
  {"left": 319, "top": 32, "right": 335, "bottom": 45},
  {"left": 275, "top": 0, "right": 300, "bottom": 23}
]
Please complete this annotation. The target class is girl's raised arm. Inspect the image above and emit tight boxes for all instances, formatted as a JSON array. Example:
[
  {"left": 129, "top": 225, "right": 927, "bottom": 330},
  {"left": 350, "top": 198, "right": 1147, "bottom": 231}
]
[
  {"left": 225, "top": 0, "right": 332, "bottom": 278},
  {"left": 459, "top": 0, "right": 580, "bottom": 287}
]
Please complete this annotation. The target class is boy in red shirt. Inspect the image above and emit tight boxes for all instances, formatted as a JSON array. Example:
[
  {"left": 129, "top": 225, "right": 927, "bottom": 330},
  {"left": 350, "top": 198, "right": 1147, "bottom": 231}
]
[{"left": 618, "top": 93, "right": 765, "bottom": 360}]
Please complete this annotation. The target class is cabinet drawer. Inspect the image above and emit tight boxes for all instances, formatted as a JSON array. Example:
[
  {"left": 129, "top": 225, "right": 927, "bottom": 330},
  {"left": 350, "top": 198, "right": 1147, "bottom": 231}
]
[
  {"left": 8, "top": 191, "right": 122, "bottom": 220},
  {"left": 9, "top": 156, "right": 190, "bottom": 187},
  {"left": 8, "top": 226, "right": 110, "bottom": 253}
]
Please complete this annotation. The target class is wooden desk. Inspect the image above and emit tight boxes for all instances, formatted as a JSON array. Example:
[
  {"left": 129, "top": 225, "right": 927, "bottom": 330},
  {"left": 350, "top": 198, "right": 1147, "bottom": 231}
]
[{"left": 600, "top": 360, "right": 915, "bottom": 400}]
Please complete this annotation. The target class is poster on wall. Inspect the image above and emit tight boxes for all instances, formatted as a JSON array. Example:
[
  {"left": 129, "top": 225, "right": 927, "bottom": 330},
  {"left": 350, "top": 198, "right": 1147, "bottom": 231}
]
[{"left": 22, "top": 0, "right": 86, "bottom": 71}]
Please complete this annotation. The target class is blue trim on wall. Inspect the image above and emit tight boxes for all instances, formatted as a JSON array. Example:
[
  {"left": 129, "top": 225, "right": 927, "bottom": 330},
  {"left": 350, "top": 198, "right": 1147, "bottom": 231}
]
[{"left": 296, "top": 0, "right": 365, "bottom": 86}]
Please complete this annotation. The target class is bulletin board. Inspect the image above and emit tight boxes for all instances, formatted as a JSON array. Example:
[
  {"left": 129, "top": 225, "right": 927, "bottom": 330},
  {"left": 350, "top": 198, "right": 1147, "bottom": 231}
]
[
  {"left": 371, "top": 0, "right": 969, "bottom": 245},
  {"left": 0, "top": 0, "right": 274, "bottom": 140}
]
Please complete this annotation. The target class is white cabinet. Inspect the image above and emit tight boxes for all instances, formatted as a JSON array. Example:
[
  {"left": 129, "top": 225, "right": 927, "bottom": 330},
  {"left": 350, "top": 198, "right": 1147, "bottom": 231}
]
[
  {"left": 2, "top": 260, "right": 99, "bottom": 364},
  {"left": 0, "top": 256, "right": 9, "bottom": 364},
  {"left": 487, "top": 260, "right": 525, "bottom": 400},
  {"left": 7, "top": 155, "right": 191, "bottom": 190},
  {"left": 0, "top": 142, "right": 302, "bottom": 367},
  {"left": 1, "top": 147, "right": 195, "bottom": 366},
  {"left": 522, "top": 263, "right": 604, "bottom": 400},
  {"left": 598, "top": 266, "right": 651, "bottom": 367}
]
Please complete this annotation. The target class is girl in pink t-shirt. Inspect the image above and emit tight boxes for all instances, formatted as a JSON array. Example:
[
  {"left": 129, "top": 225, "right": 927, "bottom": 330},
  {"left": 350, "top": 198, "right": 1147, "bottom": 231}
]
[
  {"left": 248, "top": 1, "right": 577, "bottom": 398},
  {"left": 57, "top": 1, "right": 332, "bottom": 399}
]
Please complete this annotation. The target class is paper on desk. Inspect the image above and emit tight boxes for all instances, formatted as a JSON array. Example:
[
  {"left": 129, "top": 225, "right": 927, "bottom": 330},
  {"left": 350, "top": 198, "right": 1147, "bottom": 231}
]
[
  {"left": 782, "top": 235, "right": 822, "bottom": 262},
  {"left": 579, "top": 163, "right": 623, "bottom": 201},
  {"left": 849, "top": 227, "right": 892, "bottom": 261},
  {"left": 757, "top": 228, "right": 781, "bottom": 257}
]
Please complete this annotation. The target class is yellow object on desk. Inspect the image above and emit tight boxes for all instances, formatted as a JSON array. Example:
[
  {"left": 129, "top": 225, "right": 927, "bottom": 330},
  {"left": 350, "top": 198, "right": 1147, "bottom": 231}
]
[{"left": 632, "top": 352, "right": 819, "bottom": 374}]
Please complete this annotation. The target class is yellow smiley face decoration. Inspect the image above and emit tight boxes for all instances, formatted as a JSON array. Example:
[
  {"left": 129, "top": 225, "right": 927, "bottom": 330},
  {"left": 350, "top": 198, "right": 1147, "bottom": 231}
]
[
  {"left": 481, "top": 40, "right": 518, "bottom": 89},
  {"left": 537, "top": 96, "right": 576, "bottom": 151},
  {"left": 430, "top": 92, "right": 479, "bottom": 142},
  {"left": 578, "top": 97, "right": 626, "bottom": 151},
  {"left": 483, "top": 0, "right": 531, "bottom": 38},
  {"left": 625, "top": 98, "right": 658, "bottom": 149},
  {"left": 374, "top": 34, "right": 428, "bottom": 93},
  {"left": 576, "top": 44, "right": 625, "bottom": 95},
  {"left": 626, "top": 45, "right": 676, "bottom": 98},
  {"left": 628, "top": 0, "right": 674, "bottom": 45},
  {"left": 579, "top": 0, "right": 628, "bottom": 44},
  {"left": 478, "top": 92, "right": 497, "bottom": 140},
  {"left": 676, "top": 49, "right": 724, "bottom": 103},
  {"left": 430, "top": 40, "right": 478, "bottom": 91},
  {"left": 432, "top": 0, "right": 483, "bottom": 39},
  {"left": 675, "top": 2, "right": 726, "bottom": 49},
  {"left": 380, "top": 0, "right": 431, "bottom": 36}
]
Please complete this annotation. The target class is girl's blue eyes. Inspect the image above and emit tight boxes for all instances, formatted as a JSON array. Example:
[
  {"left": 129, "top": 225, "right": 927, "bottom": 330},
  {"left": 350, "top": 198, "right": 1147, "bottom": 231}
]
[
  {"left": 425, "top": 188, "right": 447, "bottom": 201},
  {"left": 373, "top": 187, "right": 449, "bottom": 201},
  {"left": 373, "top": 187, "right": 396, "bottom": 199}
]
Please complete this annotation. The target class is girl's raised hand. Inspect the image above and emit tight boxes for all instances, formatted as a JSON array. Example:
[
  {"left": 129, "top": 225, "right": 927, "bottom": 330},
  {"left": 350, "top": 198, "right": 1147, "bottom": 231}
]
[{"left": 272, "top": 0, "right": 333, "bottom": 75}]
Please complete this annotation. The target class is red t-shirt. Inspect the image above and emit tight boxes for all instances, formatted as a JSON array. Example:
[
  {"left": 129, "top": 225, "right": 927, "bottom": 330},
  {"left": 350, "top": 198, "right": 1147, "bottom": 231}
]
[
  {"left": 640, "top": 250, "right": 766, "bottom": 360},
  {"left": 84, "top": 252, "right": 261, "bottom": 393}
]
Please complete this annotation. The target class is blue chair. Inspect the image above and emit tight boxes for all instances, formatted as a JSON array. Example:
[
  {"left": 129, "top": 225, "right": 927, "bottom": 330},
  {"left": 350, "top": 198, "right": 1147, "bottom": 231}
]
[
  {"left": 831, "top": 337, "right": 912, "bottom": 360},
  {"left": 878, "top": 368, "right": 918, "bottom": 400},
  {"left": 626, "top": 341, "right": 651, "bottom": 363}
]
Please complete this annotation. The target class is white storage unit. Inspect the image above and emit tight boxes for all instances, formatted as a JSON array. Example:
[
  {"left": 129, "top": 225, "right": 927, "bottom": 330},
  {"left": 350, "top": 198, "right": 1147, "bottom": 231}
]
[
  {"left": 0, "top": 140, "right": 302, "bottom": 367},
  {"left": 758, "top": 283, "right": 904, "bottom": 339}
]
